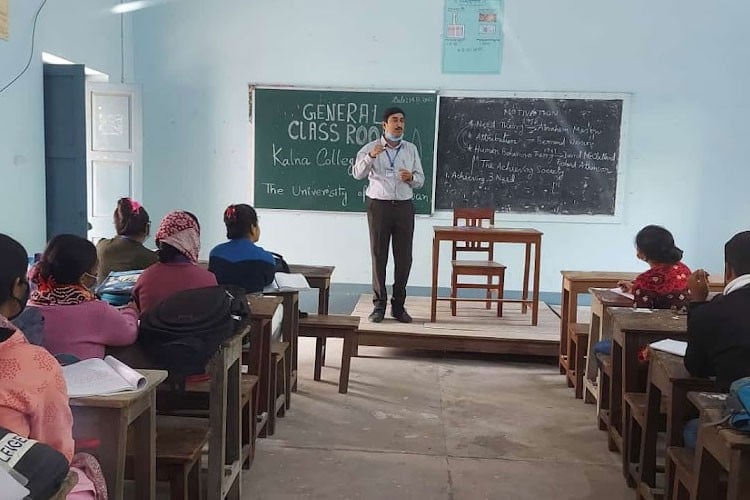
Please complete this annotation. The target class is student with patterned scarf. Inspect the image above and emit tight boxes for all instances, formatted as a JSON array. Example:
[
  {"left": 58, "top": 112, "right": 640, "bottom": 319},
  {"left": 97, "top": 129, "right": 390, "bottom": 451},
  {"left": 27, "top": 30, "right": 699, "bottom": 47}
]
[
  {"left": 132, "top": 210, "right": 217, "bottom": 313},
  {"left": 30, "top": 235, "right": 138, "bottom": 360},
  {"left": 0, "top": 234, "right": 107, "bottom": 499}
]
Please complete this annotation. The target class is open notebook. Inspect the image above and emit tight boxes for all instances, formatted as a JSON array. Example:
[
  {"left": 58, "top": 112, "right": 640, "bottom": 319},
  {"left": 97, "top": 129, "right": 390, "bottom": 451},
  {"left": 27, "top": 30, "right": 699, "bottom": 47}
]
[
  {"left": 264, "top": 272, "right": 311, "bottom": 292},
  {"left": 649, "top": 339, "right": 688, "bottom": 357},
  {"left": 62, "top": 356, "right": 147, "bottom": 397}
]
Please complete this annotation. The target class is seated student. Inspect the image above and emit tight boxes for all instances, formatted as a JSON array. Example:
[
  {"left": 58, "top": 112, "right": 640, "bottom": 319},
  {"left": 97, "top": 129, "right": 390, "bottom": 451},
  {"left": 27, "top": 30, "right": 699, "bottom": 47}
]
[
  {"left": 132, "top": 210, "right": 217, "bottom": 313},
  {"left": 30, "top": 234, "right": 138, "bottom": 360},
  {"left": 96, "top": 197, "right": 157, "bottom": 282},
  {"left": 595, "top": 225, "right": 691, "bottom": 357},
  {"left": 209, "top": 204, "right": 276, "bottom": 293},
  {"left": 0, "top": 234, "right": 103, "bottom": 499},
  {"left": 617, "top": 225, "right": 691, "bottom": 309},
  {"left": 681, "top": 231, "right": 750, "bottom": 449}
]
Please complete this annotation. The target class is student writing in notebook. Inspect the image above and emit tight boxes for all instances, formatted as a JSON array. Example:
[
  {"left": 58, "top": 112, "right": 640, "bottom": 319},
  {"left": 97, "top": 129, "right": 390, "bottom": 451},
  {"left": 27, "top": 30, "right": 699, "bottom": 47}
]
[
  {"left": 595, "top": 225, "right": 691, "bottom": 357},
  {"left": 617, "top": 225, "right": 691, "bottom": 309},
  {"left": 0, "top": 234, "right": 104, "bottom": 499},
  {"left": 208, "top": 204, "right": 275, "bottom": 293}
]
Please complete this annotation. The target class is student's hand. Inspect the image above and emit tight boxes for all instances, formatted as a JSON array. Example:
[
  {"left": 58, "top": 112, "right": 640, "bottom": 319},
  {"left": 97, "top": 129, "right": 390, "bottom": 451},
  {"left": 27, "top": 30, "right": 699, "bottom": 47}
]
[
  {"left": 369, "top": 144, "right": 385, "bottom": 158},
  {"left": 398, "top": 169, "right": 413, "bottom": 182},
  {"left": 688, "top": 269, "right": 710, "bottom": 302},
  {"left": 617, "top": 280, "right": 633, "bottom": 293}
]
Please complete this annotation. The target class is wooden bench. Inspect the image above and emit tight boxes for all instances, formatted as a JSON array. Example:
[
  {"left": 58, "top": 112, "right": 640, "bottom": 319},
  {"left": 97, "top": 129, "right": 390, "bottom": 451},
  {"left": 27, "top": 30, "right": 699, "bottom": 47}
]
[
  {"left": 622, "top": 392, "right": 665, "bottom": 488},
  {"left": 565, "top": 322, "right": 589, "bottom": 399},
  {"left": 126, "top": 415, "right": 210, "bottom": 500},
  {"left": 597, "top": 353, "right": 612, "bottom": 433},
  {"left": 298, "top": 314, "right": 360, "bottom": 386}
]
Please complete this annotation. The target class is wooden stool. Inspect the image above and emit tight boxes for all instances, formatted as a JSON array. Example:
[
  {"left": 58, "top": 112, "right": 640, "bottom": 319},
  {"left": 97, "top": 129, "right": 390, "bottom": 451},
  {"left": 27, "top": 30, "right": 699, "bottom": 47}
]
[
  {"left": 597, "top": 353, "right": 612, "bottom": 433},
  {"left": 269, "top": 341, "right": 289, "bottom": 435},
  {"left": 565, "top": 323, "right": 589, "bottom": 398},
  {"left": 126, "top": 415, "right": 210, "bottom": 500},
  {"left": 667, "top": 447, "right": 697, "bottom": 500}
]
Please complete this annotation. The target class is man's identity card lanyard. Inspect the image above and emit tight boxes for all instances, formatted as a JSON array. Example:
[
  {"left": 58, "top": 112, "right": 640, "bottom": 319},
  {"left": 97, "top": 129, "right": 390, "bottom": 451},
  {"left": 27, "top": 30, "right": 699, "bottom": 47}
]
[{"left": 384, "top": 143, "right": 402, "bottom": 178}]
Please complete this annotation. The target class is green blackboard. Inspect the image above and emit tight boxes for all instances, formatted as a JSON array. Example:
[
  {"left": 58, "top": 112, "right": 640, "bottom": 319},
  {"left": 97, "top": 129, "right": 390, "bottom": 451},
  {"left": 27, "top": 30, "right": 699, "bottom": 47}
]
[{"left": 252, "top": 87, "right": 437, "bottom": 214}]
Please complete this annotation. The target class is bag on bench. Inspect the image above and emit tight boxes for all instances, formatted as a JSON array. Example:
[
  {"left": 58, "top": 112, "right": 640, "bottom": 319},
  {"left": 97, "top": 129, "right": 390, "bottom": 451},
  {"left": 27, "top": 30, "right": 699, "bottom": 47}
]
[
  {"left": 726, "top": 376, "right": 750, "bottom": 431},
  {"left": 138, "top": 285, "right": 250, "bottom": 384}
]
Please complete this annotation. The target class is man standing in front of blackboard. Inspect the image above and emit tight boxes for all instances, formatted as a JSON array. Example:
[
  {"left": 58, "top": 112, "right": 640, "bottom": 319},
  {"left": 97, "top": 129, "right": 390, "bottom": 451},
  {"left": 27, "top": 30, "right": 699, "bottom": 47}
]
[{"left": 352, "top": 107, "right": 425, "bottom": 323}]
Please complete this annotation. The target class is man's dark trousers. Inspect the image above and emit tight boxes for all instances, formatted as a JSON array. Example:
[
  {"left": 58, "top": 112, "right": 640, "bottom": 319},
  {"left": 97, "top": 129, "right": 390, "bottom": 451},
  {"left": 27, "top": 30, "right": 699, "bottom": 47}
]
[{"left": 366, "top": 197, "right": 415, "bottom": 312}]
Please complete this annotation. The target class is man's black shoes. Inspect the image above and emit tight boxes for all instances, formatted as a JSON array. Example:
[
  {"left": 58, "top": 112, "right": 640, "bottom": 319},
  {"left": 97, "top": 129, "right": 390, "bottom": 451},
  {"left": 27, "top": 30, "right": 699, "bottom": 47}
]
[
  {"left": 368, "top": 308, "right": 385, "bottom": 323},
  {"left": 391, "top": 308, "right": 413, "bottom": 323}
]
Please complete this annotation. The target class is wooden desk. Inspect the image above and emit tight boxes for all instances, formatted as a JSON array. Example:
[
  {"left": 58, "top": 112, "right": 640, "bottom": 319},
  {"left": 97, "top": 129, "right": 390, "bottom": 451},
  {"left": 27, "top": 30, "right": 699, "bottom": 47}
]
[
  {"left": 431, "top": 226, "right": 542, "bottom": 324},
  {"left": 559, "top": 272, "right": 637, "bottom": 375},
  {"left": 288, "top": 264, "right": 335, "bottom": 315},
  {"left": 583, "top": 288, "right": 633, "bottom": 403},
  {"left": 608, "top": 309, "right": 687, "bottom": 452},
  {"left": 246, "top": 295, "right": 282, "bottom": 439},
  {"left": 262, "top": 289, "right": 299, "bottom": 395},
  {"left": 688, "top": 392, "right": 750, "bottom": 500},
  {"left": 70, "top": 369, "right": 167, "bottom": 500},
  {"left": 637, "top": 351, "right": 715, "bottom": 498}
]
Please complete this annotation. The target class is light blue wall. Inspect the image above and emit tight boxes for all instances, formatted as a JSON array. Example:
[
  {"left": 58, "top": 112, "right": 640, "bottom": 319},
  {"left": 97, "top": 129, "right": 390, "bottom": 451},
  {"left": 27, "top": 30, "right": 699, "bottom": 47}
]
[
  {"left": 129, "top": 0, "right": 749, "bottom": 291},
  {"left": 0, "top": 0, "right": 133, "bottom": 252}
]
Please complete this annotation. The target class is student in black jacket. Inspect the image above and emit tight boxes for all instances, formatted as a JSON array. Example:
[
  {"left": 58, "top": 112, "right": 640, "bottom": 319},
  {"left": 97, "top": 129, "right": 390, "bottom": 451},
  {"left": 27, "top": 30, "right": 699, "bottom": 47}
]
[{"left": 685, "top": 231, "right": 750, "bottom": 392}]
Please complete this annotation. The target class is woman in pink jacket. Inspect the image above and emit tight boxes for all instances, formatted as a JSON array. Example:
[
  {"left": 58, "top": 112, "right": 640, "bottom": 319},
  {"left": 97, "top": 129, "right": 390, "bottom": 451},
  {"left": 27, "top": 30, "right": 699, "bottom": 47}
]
[{"left": 31, "top": 234, "right": 138, "bottom": 360}]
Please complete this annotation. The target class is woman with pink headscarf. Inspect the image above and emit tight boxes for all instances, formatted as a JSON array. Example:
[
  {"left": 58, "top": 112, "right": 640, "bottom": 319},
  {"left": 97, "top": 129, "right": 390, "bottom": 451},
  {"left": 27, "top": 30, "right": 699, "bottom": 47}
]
[{"left": 132, "top": 211, "right": 216, "bottom": 313}]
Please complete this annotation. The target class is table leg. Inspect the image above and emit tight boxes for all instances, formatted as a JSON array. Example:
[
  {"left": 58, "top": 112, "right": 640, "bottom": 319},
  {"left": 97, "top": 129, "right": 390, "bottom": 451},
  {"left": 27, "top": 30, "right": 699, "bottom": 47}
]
[
  {"left": 98, "top": 409, "right": 128, "bottom": 500},
  {"left": 430, "top": 235, "right": 439, "bottom": 322},
  {"left": 531, "top": 239, "right": 541, "bottom": 326},
  {"left": 609, "top": 340, "right": 623, "bottom": 450},
  {"left": 522, "top": 242, "right": 531, "bottom": 314},
  {"left": 559, "top": 283, "right": 570, "bottom": 373},
  {"left": 339, "top": 331, "right": 357, "bottom": 394},
  {"left": 319, "top": 285, "right": 328, "bottom": 366}
]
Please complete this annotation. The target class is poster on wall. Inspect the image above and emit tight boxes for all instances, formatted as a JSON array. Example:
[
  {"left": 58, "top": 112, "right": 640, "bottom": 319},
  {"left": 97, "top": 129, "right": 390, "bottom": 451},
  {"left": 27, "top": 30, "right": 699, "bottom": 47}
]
[
  {"left": 0, "top": 0, "right": 8, "bottom": 40},
  {"left": 442, "top": 0, "right": 504, "bottom": 74}
]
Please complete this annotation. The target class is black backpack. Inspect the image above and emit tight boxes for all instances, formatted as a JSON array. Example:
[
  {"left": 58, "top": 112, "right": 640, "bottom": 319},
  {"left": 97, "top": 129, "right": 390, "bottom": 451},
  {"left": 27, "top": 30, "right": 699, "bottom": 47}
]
[
  {"left": 0, "top": 426, "right": 70, "bottom": 499},
  {"left": 138, "top": 285, "right": 250, "bottom": 383},
  {"left": 270, "top": 252, "right": 290, "bottom": 273}
]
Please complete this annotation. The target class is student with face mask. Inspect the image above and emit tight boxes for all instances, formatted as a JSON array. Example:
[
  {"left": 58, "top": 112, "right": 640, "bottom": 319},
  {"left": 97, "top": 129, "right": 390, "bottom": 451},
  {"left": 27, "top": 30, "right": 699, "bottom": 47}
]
[
  {"left": 30, "top": 234, "right": 138, "bottom": 360},
  {"left": 0, "top": 234, "right": 104, "bottom": 499}
]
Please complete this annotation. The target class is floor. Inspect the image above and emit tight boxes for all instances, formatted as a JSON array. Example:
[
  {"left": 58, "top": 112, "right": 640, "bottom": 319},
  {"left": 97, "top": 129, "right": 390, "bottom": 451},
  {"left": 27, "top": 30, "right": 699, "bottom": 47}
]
[{"left": 242, "top": 337, "right": 631, "bottom": 500}]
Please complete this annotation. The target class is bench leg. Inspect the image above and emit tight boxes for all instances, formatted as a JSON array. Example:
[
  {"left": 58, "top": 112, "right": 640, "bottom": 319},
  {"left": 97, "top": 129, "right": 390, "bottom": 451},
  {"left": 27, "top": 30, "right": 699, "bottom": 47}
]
[
  {"left": 188, "top": 462, "right": 201, "bottom": 500},
  {"left": 169, "top": 466, "right": 188, "bottom": 500},
  {"left": 339, "top": 331, "right": 357, "bottom": 394},
  {"left": 575, "top": 339, "right": 586, "bottom": 399},
  {"left": 450, "top": 271, "right": 457, "bottom": 316},
  {"left": 497, "top": 271, "right": 504, "bottom": 317},
  {"left": 314, "top": 337, "right": 324, "bottom": 381}
]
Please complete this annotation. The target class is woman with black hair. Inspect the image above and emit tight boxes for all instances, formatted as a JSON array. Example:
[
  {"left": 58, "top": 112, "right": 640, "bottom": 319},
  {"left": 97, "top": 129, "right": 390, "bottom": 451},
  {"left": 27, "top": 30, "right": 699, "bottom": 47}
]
[
  {"left": 96, "top": 197, "right": 157, "bottom": 282},
  {"left": 617, "top": 225, "right": 691, "bottom": 309},
  {"left": 132, "top": 210, "right": 216, "bottom": 313},
  {"left": 208, "top": 204, "right": 276, "bottom": 293},
  {"left": 0, "top": 234, "right": 102, "bottom": 499},
  {"left": 30, "top": 234, "right": 138, "bottom": 360}
]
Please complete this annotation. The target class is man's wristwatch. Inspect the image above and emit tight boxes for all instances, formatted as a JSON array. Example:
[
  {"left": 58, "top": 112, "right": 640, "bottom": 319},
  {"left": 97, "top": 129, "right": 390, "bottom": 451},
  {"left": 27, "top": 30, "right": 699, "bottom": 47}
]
[{"left": 368, "top": 153, "right": 376, "bottom": 159}]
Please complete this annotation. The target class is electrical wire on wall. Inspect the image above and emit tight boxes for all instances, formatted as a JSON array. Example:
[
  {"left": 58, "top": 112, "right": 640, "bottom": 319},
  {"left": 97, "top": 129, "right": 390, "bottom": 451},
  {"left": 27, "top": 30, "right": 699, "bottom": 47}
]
[{"left": 0, "top": 0, "right": 49, "bottom": 95}]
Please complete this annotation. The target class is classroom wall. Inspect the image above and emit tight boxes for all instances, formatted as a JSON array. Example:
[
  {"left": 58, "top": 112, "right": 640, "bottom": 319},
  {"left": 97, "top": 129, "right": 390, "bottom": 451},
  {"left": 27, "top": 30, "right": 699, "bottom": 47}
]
[
  {"left": 0, "top": 0, "right": 133, "bottom": 252},
  {"left": 132, "top": 0, "right": 750, "bottom": 292}
]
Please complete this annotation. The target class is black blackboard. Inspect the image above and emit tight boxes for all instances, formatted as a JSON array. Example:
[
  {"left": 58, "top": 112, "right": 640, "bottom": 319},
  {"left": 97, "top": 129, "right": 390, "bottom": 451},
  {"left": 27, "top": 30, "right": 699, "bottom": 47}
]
[
  {"left": 252, "top": 87, "right": 437, "bottom": 214},
  {"left": 436, "top": 96, "right": 624, "bottom": 215}
]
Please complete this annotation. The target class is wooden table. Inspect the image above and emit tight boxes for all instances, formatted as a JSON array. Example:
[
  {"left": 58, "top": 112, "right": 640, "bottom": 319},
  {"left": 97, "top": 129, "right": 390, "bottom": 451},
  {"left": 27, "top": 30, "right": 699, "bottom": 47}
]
[
  {"left": 608, "top": 309, "right": 688, "bottom": 452},
  {"left": 688, "top": 392, "right": 750, "bottom": 499},
  {"left": 583, "top": 288, "right": 633, "bottom": 403},
  {"left": 559, "top": 272, "right": 637, "bottom": 375},
  {"left": 637, "top": 351, "right": 715, "bottom": 498},
  {"left": 70, "top": 369, "right": 167, "bottom": 500},
  {"left": 431, "top": 226, "right": 542, "bottom": 324},
  {"left": 288, "top": 264, "right": 335, "bottom": 314}
]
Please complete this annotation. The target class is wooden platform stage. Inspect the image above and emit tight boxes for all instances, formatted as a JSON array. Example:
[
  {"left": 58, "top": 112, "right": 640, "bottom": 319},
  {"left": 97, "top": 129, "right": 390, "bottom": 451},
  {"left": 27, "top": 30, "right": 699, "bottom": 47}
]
[{"left": 350, "top": 294, "right": 562, "bottom": 357}]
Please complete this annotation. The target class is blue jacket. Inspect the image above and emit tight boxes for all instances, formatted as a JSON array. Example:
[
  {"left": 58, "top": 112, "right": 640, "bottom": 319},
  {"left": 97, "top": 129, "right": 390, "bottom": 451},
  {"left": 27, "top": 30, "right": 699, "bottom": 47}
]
[{"left": 208, "top": 239, "right": 276, "bottom": 293}]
